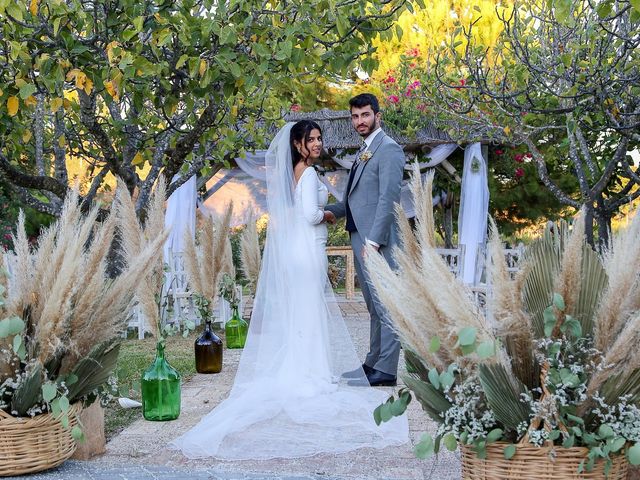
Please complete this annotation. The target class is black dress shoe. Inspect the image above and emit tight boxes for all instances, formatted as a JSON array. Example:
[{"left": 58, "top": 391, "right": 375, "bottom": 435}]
[
  {"left": 341, "top": 364, "right": 374, "bottom": 379},
  {"left": 366, "top": 369, "right": 397, "bottom": 387}
]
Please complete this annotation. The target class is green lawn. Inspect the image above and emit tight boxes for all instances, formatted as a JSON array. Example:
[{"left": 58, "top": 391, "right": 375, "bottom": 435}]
[{"left": 105, "top": 329, "right": 220, "bottom": 441}]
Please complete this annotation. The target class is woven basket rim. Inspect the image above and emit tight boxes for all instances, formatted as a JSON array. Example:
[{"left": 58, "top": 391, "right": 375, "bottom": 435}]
[
  {"left": 0, "top": 402, "right": 83, "bottom": 424},
  {"left": 461, "top": 441, "right": 627, "bottom": 456}
]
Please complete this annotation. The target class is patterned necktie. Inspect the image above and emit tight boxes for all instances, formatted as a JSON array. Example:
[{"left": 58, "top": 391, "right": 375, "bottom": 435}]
[{"left": 353, "top": 141, "right": 367, "bottom": 170}]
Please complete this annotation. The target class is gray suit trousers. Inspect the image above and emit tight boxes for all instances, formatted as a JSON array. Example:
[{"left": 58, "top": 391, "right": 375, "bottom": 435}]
[{"left": 350, "top": 231, "right": 400, "bottom": 376}]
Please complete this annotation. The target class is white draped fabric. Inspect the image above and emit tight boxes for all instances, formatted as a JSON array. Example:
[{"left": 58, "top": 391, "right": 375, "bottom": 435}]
[
  {"left": 458, "top": 143, "right": 489, "bottom": 285},
  {"left": 202, "top": 143, "right": 460, "bottom": 225},
  {"left": 163, "top": 174, "right": 196, "bottom": 286}
]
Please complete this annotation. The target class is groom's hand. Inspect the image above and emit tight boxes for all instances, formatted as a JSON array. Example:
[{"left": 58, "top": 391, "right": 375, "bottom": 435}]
[{"left": 323, "top": 211, "right": 336, "bottom": 224}]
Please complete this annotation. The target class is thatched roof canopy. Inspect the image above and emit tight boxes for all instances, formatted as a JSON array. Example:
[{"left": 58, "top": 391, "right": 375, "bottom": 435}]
[{"left": 284, "top": 108, "right": 455, "bottom": 151}]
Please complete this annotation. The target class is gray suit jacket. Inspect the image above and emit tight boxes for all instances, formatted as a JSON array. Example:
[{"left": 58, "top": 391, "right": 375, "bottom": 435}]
[{"left": 327, "top": 131, "right": 405, "bottom": 247}]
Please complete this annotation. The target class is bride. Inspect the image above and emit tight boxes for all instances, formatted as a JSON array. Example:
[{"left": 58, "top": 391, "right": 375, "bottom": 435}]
[{"left": 170, "top": 121, "right": 408, "bottom": 459}]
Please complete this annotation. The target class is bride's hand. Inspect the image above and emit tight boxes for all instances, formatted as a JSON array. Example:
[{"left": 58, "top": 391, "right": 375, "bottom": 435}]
[{"left": 323, "top": 211, "right": 336, "bottom": 224}]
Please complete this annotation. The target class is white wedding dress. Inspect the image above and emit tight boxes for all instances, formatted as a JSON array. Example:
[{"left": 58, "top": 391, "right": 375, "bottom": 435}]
[{"left": 170, "top": 124, "right": 408, "bottom": 460}]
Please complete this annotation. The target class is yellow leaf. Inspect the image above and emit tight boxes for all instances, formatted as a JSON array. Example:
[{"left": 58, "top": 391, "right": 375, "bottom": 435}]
[
  {"left": 104, "top": 80, "right": 119, "bottom": 101},
  {"left": 29, "top": 0, "right": 39, "bottom": 16},
  {"left": 250, "top": 34, "right": 257, "bottom": 42},
  {"left": 63, "top": 98, "right": 72, "bottom": 110},
  {"left": 199, "top": 59, "right": 207, "bottom": 77},
  {"left": 234, "top": 78, "right": 245, "bottom": 88},
  {"left": 66, "top": 69, "right": 88, "bottom": 91},
  {"left": 0, "top": 88, "right": 3, "bottom": 97},
  {"left": 7, "top": 96, "right": 19, "bottom": 116},
  {"left": 58, "top": 134, "right": 66, "bottom": 147},
  {"left": 231, "top": 105, "right": 238, "bottom": 117},
  {"left": 50, "top": 97, "right": 63, "bottom": 112},
  {"left": 24, "top": 96, "right": 37, "bottom": 107},
  {"left": 15, "top": 78, "right": 26, "bottom": 88},
  {"left": 83, "top": 77, "right": 93, "bottom": 95},
  {"left": 106, "top": 41, "right": 120, "bottom": 64},
  {"left": 22, "top": 130, "right": 32, "bottom": 143},
  {"left": 132, "top": 152, "right": 145, "bottom": 166},
  {"left": 503, "top": 126, "right": 511, "bottom": 136}
]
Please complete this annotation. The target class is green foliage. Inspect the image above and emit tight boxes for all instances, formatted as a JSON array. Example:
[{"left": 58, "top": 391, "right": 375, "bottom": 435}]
[{"left": 0, "top": 0, "right": 410, "bottom": 215}]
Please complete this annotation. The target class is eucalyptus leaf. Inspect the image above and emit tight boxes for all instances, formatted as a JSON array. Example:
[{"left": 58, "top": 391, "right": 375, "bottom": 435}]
[
  {"left": 0, "top": 316, "right": 25, "bottom": 338},
  {"left": 42, "top": 382, "right": 57, "bottom": 402},
  {"left": 428, "top": 368, "right": 440, "bottom": 389},
  {"left": 553, "top": 293, "right": 565, "bottom": 311},
  {"left": 443, "top": 433, "right": 457, "bottom": 452},
  {"left": 414, "top": 434, "right": 435, "bottom": 459},
  {"left": 503, "top": 444, "right": 516, "bottom": 459},
  {"left": 486, "top": 428, "right": 503, "bottom": 443},
  {"left": 458, "top": 327, "right": 477, "bottom": 346},
  {"left": 476, "top": 340, "right": 495, "bottom": 359}
]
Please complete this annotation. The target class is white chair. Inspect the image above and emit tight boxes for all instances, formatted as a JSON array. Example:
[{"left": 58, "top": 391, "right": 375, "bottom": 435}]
[
  {"left": 162, "top": 251, "right": 199, "bottom": 327},
  {"left": 436, "top": 246, "right": 465, "bottom": 277}
]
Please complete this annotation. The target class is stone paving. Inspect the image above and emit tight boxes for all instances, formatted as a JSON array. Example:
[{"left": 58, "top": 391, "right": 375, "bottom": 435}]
[{"left": 9, "top": 294, "right": 461, "bottom": 480}]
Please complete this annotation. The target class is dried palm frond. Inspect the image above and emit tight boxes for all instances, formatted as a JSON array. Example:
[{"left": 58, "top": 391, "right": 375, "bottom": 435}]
[{"left": 239, "top": 213, "right": 261, "bottom": 294}]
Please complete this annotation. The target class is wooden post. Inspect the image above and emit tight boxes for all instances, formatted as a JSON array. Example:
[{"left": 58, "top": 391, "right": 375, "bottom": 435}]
[{"left": 326, "top": 246, "right": 355, "bottom": 300}]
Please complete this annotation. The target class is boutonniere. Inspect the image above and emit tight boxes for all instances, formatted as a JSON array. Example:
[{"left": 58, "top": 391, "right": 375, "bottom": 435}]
[{"left": 360, "top": 150, "right": 373, "bottom": 163}]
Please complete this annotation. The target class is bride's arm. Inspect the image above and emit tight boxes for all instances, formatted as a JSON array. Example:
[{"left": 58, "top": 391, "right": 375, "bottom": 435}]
[{"left": 300, "top": 170, "right": 325, "bottom": 225}]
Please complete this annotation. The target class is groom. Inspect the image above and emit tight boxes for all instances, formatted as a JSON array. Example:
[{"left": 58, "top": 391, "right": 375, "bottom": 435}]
[{"left": 325, "top": 93, "right": 405, "bottom": 387}]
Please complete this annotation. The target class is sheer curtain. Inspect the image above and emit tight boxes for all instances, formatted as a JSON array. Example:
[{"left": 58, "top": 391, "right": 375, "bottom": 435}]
[
  {"left": 458, "top": 143, "right": 489, "bottom": 285},
  {"left": 163, "top": 174, "right": 196, "bottom": 290}
]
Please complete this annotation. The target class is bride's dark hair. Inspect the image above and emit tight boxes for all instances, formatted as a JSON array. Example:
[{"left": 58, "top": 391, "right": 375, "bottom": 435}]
[{"left": 290, "top": 120, "right": 322, "bottom": 168}]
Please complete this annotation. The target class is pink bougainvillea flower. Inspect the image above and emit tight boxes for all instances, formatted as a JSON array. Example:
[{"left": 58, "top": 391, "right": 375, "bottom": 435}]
[
  {"left": 525, "top": 152, "right": 533, "bottom": 159},
  {"left": 515, "top": 167, "right": 525, "bottom": 179},
  {"left": 514, "top": 153, "right": 524, "bottom": 163},
  {"left": 495, "top": 149, "right": 504, "bottom": 155},
  {"left": 388, "top": 95, "right": 400, "bottom": 104},
  {"left": 290, "top": 104, "right": 302, "bottom": 112}
]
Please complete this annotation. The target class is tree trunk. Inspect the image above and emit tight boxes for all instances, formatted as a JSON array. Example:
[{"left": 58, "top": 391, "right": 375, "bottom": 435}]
[
  {"left": 443, "top": 205, "right": 454, "bottom": 249},
  {"left": 584, "top": 204, "right": 595, "bottom": 248},
  {"left": 596, "top": 197, "right": 612, "bottom": 252}
]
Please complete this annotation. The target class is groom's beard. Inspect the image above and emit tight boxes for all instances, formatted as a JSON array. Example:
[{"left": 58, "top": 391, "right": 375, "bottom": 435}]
[{"left": 356, "top": 117, "right": 377, "bottom": 138}]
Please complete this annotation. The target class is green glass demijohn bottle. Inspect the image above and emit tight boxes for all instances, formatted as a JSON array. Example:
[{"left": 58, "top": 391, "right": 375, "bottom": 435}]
[
  {"left": 141, "top": 342, "right": 181, "bottom": 421},
  {"left": 225, "top": 304, "right": 248, "bottom": 349}
]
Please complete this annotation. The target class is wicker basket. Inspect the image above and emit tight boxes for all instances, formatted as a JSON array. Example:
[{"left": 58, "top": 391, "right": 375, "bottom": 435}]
[
  {"left": 461, "top": 442, "right": 628, "bottom": 479},
  {"left": 0, "top": 403, "right": 81, "bottom": 477}
]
